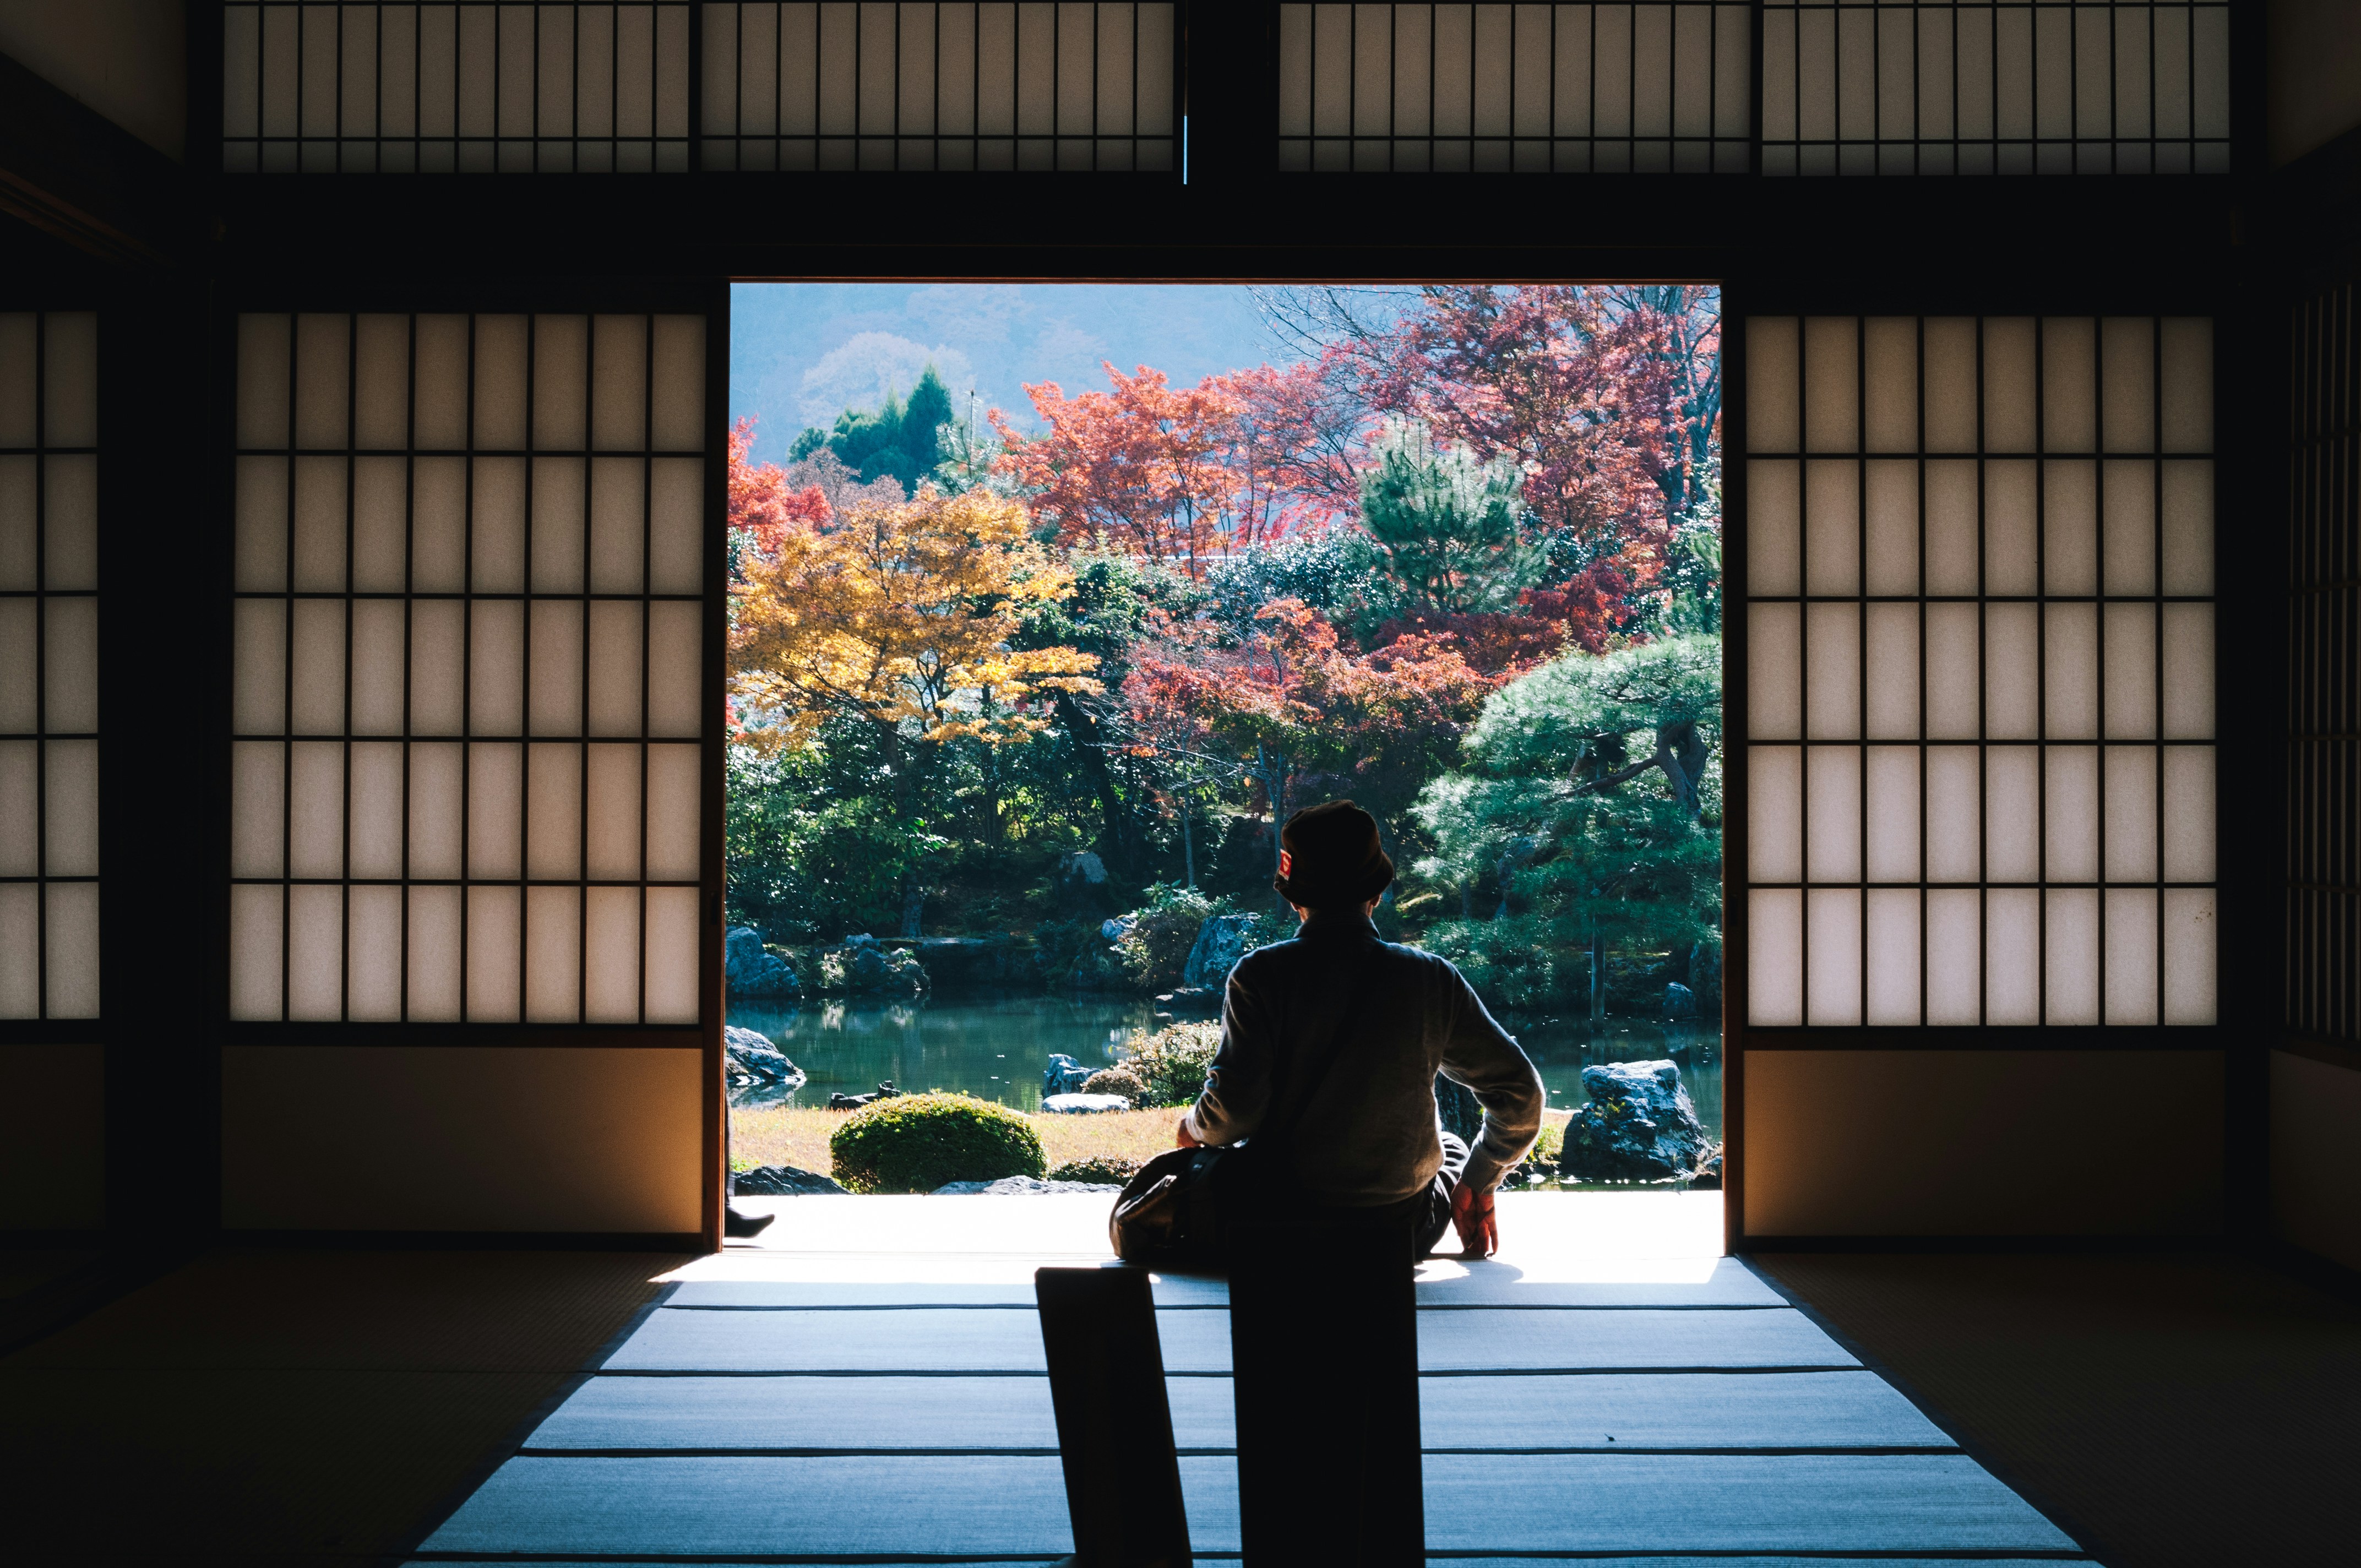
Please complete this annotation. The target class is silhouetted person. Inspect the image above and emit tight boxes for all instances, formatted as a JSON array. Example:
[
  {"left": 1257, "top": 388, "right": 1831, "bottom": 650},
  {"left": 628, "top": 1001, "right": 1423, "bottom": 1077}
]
[{"left": 1177, "top": 800, "right": 1543, "bottom": 1257}]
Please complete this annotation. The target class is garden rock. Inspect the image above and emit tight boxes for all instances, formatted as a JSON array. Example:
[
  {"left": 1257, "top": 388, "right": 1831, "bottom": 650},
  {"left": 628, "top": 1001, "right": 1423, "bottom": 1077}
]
[
  {"left": 1054, "top": 851, "right": 1118, "bottom": 917},
  {"left": 1041, "top": 1092, "right": 1133, "bottom": 1114},
  {"left": 1154, "top": 986, "right": 1221, "bottom": 1014},
  {"left": 725, "top": 928, "right": 802, "bottom": 999},
  {"left": 1043, "top": 1054, "right": 1094, "bottom": 1096},
  {"left": 1689, "top": 941, "right": 1723, "bottom": 1006},
  {"left": 733, "top": 1164, "right": 847, "bottom": 1195},
  {"left": 819, "top": 933, "right": 929, "bottom": 996},
  {"left": 828, "top": 1081, "right": 901, "bottom": 1109},
  {"left": 1434, "top": 1073, "right": 1484, "bottom": 1146},
  {"left": 1183, "top": 914, "right": 1259, "bottom": 989},
  {"left": 1557, "top": 1059, "right": 1712, "bottom": 1183},
  {"left": 907, "top": 935, "right": 1030, "bottom": 992},
  {"left": 1664, "top": 982, "right": 1697, "bottom": 1020},
  {"left": 1100, "top": 913, "right": 1136, "bottom": 943},
  {"left": 724, "top": 1024, "right": 806, "bottom": 1090},
  {"left": 933, "top": 1177, "right": 1124, "bottom": 1194}
]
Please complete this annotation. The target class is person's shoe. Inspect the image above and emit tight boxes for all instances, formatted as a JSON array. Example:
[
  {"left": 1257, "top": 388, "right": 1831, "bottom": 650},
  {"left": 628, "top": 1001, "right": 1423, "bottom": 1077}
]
[{"left": 725, "top": 1204, "right": 775, "bottom": 1239}]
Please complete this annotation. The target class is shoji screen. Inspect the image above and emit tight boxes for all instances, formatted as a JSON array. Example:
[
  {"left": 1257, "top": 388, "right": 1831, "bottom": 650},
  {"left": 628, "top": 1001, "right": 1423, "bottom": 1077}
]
[
  {"left": 1, "top": 313, "right": 100, "bottom": 1022},
  {"left": 221, "top": 2, "right": 695, "bottom": 172},
  {"left": 702, "top": 3, "right": 1177, "bottom": 171},
  {"left": 230, "top": 312, "right": 706, "bottom": 1027},
  {"left": 2290, "top": 283, "right": 2358, "bottom": 1048},
  {"left": 1760, "top": 1, "right": 2232, "bottom": 175},
  {"left": 1743, "top": 316, "right": 2217, "bottom": 1028},
  {"left": 2282, "top": 279, "right": 2361, "bottom": 1271},
  {"left": 1278, "top": 3, "right": 1752, "bottom": 171}
]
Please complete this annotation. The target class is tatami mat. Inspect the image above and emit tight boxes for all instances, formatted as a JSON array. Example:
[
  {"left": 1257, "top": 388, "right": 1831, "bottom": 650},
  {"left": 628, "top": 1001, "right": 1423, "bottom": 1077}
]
[
  {"left": 607, "top": 1301, "right": 1856, "bottom": 1373},
  {"left": 528, "top": 1366, "right": 1946, "bottom": 1451},
  {"left": 1756, "top": 1251, "right": 2361, "bottom": 1568},
  {"left": 424, "top": 1450, "right": 2072, "bottom": 1558},
  {"left": 1, "top": 1248, "right": 679, "bottom": 1564},
  {"left": 407, "top": 1195, "right": 2096, "bottom": 1564}
]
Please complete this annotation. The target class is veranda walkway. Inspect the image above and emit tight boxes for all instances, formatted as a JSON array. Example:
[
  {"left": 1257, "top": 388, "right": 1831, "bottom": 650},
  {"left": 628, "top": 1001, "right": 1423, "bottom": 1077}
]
[{"left": 408, "top": 1193, "right": 2087, "bottom": 1564}]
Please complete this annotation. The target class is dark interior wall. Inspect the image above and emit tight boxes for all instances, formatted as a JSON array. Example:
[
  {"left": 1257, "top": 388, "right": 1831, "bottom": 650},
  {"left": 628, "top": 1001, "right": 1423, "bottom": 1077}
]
[
  {"left": 1744, "top": 1051, "right": 2226, "bottom": 1239},
  {"left": 0, "top": 1043, "right": 104, "bottom": 1229},
  {"left": 2268, "top": 0, "right": 2361, "bottom": 166},
  {"left": 0, "top": 0, "right": 187, "bottom": 162}
]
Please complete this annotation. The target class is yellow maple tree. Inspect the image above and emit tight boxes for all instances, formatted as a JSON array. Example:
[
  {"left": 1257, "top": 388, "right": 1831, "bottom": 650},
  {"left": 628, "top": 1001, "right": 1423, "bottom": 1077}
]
[{"left": 728, "top": 486, "right": 1101, "bottom": 760}]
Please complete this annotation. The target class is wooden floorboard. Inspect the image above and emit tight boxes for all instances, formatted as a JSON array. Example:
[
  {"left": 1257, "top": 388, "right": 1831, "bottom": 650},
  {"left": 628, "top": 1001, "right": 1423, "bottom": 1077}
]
[
  {"left": 605, "top": 1305, "right": 1857, "bottom": 1374},
  {"left": 528, "top": 1368, "right": 1947, "bottom": 1452},
  {"left": 420, "top": 1452, "right": 2076, "bottom": 1558}
]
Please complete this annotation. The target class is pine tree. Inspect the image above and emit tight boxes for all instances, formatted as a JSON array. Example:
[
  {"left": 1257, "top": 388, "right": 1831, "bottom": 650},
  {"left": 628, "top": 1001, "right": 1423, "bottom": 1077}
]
[
  {"left": 1413, "top": 635, "right": 1721, "bottom": 1020},
  {"left": 1353, "top": 421, "right": 1539, "bottom": 617}
]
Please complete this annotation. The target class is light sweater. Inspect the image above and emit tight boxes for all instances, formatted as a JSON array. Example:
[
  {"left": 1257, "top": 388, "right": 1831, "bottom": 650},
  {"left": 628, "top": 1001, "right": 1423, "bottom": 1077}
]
[{"left": 1180, "top": 911, "right": 1546, "bottom": 1202}]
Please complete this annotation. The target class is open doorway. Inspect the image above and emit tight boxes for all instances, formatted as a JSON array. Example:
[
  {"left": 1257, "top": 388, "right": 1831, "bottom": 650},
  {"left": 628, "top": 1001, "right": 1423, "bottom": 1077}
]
[{"left": 720, "top": 282, "right": 1722, "bottom": 1205}]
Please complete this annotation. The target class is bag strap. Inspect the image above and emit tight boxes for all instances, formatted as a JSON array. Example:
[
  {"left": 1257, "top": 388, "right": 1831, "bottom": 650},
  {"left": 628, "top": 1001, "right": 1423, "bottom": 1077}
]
[{"left": 1256, "top": 939, "right": 1384, "bottom": 1156}]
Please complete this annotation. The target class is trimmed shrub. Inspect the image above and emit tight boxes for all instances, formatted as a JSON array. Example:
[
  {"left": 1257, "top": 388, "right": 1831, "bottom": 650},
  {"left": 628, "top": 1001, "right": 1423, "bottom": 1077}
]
[
  {"left": 1121, "top": 1020, "right": 1222, "bottom": 1107},
  {"left": 1046, "top": 1155, "right": 1141, "bottom": 1185},
  {"left": 828, "top": 1092, "right": 1046, "bottom": 1194},
  {"left": 1080, "top": 1066, "right": 1148, "bottom": 1106},
  {"left": 1114, "top": 884, "right": 1217, "bottom": 990}
]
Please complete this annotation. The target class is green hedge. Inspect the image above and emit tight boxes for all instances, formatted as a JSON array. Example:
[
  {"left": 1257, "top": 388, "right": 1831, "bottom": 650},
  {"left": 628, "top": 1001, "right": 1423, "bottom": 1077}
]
[
  {"left": 1046, "top": 1156, "right": 1140, "bottom": 1185},
  {"left": 828, "top": 1092, "right": 1047, "bottom": 1194}
]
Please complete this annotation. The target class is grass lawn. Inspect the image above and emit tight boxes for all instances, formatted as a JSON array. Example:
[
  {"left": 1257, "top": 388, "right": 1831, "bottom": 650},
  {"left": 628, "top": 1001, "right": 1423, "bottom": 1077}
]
[{"left": 731, "top": 1103, "right": 1576, "bottom": 1185}]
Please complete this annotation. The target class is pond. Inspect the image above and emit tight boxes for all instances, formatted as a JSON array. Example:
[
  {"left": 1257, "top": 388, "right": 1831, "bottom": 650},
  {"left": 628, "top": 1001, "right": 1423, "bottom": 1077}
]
[{"left": 724, "top": 994, "right": 1722, "bottom": 1142}]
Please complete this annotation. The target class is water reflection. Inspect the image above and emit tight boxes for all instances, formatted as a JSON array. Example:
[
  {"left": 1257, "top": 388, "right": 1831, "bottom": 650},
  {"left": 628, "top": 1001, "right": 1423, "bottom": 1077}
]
[{"left": 726, "top": 994, "right": 1721, "bottom": 1142}]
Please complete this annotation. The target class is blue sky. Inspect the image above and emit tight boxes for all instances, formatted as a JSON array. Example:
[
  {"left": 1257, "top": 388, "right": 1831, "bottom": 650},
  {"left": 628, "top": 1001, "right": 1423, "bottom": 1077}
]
[{"left": 729, "top": 283, "right": 1287, "bottom": 453}]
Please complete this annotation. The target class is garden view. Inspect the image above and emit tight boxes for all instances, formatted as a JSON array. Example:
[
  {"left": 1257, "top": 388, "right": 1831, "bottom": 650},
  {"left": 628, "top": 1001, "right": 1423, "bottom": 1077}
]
[{"left": 722, "top": 283, "right": 1723, "bottom": 1196}]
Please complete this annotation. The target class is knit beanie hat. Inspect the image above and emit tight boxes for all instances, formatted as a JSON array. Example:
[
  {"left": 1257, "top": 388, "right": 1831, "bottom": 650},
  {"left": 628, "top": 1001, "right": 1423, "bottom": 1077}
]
[{"left": 1272, "top": 799, "right": 1395, "bottom": 910}]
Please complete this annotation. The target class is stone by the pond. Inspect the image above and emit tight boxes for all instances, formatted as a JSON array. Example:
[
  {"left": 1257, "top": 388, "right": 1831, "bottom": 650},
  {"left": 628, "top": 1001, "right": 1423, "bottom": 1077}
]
[
  {"left": 828, "top": 1081, "right": 900, "bottom": 1110},
  {"left": 1556, "top": 1059, "right": 1712, "bottom": 1183},
  {"left": 819, "top": 934, "right": 929, "bottom": 997},
  {"left": 1434, "top": 1072, "right": 1484, "bottom": 1146},
  {"left": 1053, "top": 851, "right": 1118, "bottom": 918},
  {"left": 1041, "top": 1093, "right": 1132, "bottom": 1114},
  {"left": 905, "top": 935, "right": 1031, "bottom": 992},
  {"left": 723, "top": 1024, "right": 806, "bottom": 1088},
  {"left": 1664, "top": 981, "right": 1698, "bottom": 1019},
  {"left": 732, "top": 1164, "right": 847, "bottom": 1196},
  {"left": 1100, "top": 913, "right": 1136, "bottom": 943},
  {"left": 1154, "top": 985, "right": 1221, "bottom": 1014},
  {"left": 1043, "top": 1053, "right": 1094, "bottom": 1097},
  {"left": 932, "top": 1177, "right": 1125, "bottom": 1195},
  {"left": 725, "top": 928, "right": 802, "bottom": 999},
  {"left": 1183, "top": 913, "right": 1260, "bottom": 989}
]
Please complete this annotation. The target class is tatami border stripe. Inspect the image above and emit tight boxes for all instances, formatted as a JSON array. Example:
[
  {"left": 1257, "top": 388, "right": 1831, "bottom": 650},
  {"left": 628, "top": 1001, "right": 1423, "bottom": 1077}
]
[
  {"left": 656, "top": 1302, "right": 1796, "bottom": 1313},
  {"left": 512, "top": 1445, "right": 1966, "bottom": 1460},
  {"left": 591, "top": 1364, "right": 1865, "bottom": 1379}
]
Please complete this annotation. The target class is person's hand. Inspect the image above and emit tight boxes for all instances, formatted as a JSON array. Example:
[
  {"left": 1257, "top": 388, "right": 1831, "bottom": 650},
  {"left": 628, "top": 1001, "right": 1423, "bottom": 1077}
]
[
  {"left": 1451, "top": 1183, "right": 1498, "bottom": 1259},
  {"left": 1174, "top": 1114, "right": 1200, "bottom": 1150}
]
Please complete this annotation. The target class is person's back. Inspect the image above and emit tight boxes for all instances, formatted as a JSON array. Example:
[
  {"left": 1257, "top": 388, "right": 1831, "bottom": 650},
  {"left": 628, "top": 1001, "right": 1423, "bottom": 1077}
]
[{"left": 1178, "top": 800, "right": 1544, "bottom": 1257}]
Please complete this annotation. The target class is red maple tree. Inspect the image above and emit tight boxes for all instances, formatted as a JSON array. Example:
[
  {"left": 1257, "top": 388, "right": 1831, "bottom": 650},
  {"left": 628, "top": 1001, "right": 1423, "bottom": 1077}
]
[{"left": 727, "top": 416, "right": 831, "bottom": 551}]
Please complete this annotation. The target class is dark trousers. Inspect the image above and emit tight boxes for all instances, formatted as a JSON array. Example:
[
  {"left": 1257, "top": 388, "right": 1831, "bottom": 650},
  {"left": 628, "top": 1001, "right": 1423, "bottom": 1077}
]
[{"left": 1407, "top": 1128, "right": 1472, "bottom": 1257}]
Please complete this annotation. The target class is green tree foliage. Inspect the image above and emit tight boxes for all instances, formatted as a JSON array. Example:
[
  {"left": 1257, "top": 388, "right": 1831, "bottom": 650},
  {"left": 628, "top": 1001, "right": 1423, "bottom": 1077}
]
[
  {"left": 795, "top": 367, "right": 958, "bottom": 494},
  {"left": 828, "top": 1092, "right": 1047, "bottom": 1193},
  {"left": 1414, "top": 636, "right": 1722, "bottom": 1015},
  {"left": 1352, "top": 422, "right": 1542, "bottom": 619}
]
